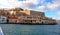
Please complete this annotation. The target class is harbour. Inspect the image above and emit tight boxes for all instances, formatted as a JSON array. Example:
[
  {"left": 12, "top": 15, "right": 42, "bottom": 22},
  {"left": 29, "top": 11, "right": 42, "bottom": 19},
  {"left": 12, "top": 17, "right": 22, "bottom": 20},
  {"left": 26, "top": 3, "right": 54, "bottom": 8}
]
[
  {"left": 0, "top": 0, "right": 59, "bottom": 35},
  {"left": 0, "top": 23, "right": 60, "bottom": 35}
]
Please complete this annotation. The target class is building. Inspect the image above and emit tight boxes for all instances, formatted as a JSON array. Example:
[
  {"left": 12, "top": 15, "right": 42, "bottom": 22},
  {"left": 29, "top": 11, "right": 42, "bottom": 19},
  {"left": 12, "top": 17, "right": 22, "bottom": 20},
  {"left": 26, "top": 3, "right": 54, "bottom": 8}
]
[
  {"left": 0, "top": 8, "right": 57, "bottom": 24},
  {"left": 0, "top": 16, "right": 7, "bottom": 23}
]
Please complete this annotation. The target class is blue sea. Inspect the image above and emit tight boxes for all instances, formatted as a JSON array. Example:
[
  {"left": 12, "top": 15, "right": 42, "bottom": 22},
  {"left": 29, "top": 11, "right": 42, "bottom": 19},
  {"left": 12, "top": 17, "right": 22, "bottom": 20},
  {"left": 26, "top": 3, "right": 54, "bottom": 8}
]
[{"left": 0, "top": 23, "right": 60, "bottom": 35}]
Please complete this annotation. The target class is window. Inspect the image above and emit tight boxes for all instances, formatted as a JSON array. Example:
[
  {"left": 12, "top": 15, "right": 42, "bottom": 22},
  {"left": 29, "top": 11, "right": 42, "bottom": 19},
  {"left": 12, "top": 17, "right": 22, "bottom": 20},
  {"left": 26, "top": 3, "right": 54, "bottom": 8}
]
[
  {"left": 21, "top": 16, "right": 27, "bottom": 18},
  {"left": 27, "top": 17, "right": 32, "bottom": 19}
]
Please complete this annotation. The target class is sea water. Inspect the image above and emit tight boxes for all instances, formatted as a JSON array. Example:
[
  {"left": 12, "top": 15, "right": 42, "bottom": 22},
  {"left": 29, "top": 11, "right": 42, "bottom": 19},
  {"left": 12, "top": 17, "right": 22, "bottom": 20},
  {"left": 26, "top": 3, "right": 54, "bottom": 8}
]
[{"left": 0, "top": 23, "right": 60, "bottom": 35}]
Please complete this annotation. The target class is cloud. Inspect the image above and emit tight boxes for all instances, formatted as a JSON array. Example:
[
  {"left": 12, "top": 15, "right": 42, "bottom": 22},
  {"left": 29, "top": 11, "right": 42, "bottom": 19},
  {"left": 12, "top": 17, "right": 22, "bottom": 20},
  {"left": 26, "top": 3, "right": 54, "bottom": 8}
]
[
  {"left": 0, "top": 0, "right": 38, "bottom": 9},
  {"left": 0, "top": 0, "right": 60, "bottom": 12},
  {"left": 54, "top": 0, "right": 60, "bottom": 4},
  {"left": 46, "top": 3, "right": 59, "bottom": 10},
  {"left": 46, "top": 3, "right": 60, "bottom": 10},
  {"left": 36, "top": 6, "right": 47, "bottom": 12},
  {"left": 0, "top": 0, "right": 19, "bottom": 8},
  {"left": 52, "top": 17, "right": 60, "bottom": 20},
  {"left": 57, "top": 12, "right": 60, "bottom": 16},
  {"left": 26, "top": 0, "right": 39, "bottom": 5},
  {"left": 19, "top": 2, "right": 37, "bottom": 9},
  {"left": 36, "top": 0, "right": 60, "bottom": 11}
]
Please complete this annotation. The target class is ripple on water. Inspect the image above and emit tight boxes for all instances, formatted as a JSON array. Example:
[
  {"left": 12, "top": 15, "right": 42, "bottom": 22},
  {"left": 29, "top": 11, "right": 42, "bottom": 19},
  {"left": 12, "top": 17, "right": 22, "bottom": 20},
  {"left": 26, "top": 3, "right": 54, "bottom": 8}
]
[{"left": 0, "top": 23, "right": 60, "bottom": 35}]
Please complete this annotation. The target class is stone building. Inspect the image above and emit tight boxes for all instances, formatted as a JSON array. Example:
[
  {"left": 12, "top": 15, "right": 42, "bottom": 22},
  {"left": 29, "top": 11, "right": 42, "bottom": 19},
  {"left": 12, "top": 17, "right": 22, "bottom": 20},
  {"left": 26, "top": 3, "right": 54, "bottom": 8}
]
[{"left": 0, "top": 8, "right": 56, "bottom": 24}]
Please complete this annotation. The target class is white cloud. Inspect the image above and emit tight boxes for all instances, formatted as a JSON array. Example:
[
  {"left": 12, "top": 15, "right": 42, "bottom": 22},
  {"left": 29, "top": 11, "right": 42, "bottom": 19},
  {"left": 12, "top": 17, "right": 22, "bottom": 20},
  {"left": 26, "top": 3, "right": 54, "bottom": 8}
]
[
  {"left": 36, "top": 6, "right": 48, "bottom": 12},
  {"left": 52, "top": 18, "right": 60, "bottom": 20},
  {"left": 54, "top": 0, "right": 60, "bottom": 4},
  {"left": 46, "top": 3, "right": 59, "bottom": 10},
  {"left": 0, "top": 0, "right": 60, "bottom": 11},
  {"left": 0, "top": 0, "right": 19, "bottom": 8},
  {"left": 26, "top": 0, "right": 39, "bottom": 5},
  {"left": 34, "top": 0, "right": 60, "bottom": 12},
  {"left": 19, "top": 2, "right": 37, "bottom": 9},
  {"left": 0, "top": 0, "right": 38, "bottom": 9},
  {"left": 36, "top": 6, "right": 45, "bottom": 12},
  {"left": 57, "top": 12, "right": 60, "bottom": 16}
]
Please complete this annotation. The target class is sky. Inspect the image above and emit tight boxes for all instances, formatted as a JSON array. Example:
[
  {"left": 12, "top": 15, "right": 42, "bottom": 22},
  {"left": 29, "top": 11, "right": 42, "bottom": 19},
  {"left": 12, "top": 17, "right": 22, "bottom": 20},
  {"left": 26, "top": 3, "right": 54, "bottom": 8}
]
[{"left": 0, "top": 0, "right": 60, "bottom": 19}]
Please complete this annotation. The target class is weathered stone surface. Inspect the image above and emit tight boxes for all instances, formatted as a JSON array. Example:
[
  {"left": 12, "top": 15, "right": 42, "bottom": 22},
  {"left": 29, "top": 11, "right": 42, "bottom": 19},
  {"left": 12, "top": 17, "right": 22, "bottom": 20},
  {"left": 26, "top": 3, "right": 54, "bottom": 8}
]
[{"left": 0, "top": 8, "right": 57, "bottom": 24}]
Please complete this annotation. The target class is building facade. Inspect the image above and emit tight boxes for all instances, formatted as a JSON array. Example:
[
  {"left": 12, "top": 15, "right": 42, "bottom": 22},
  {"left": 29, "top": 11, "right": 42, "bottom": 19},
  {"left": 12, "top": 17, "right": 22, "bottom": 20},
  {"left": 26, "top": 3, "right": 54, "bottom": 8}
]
[{"left": 0, "top": 8, "right": 56, "bottom": 24}]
